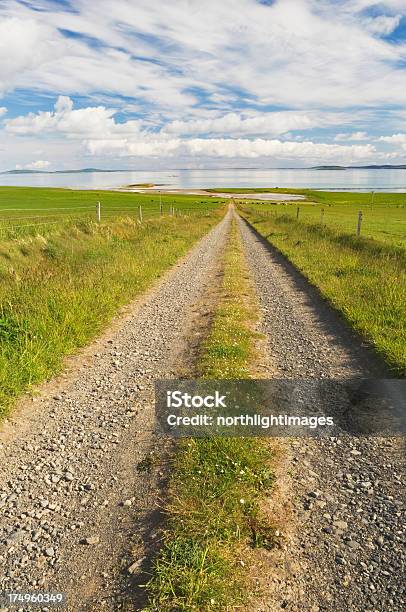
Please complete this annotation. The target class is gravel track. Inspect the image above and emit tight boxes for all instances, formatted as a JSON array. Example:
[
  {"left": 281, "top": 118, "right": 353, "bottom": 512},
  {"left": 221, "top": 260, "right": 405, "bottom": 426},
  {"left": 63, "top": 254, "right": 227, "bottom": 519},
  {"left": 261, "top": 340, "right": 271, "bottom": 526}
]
[
  {"left": 0, "top": 211, "right": 231, "bottom": 612},
  {"left": 237, "top": 214, "right": 405, "bottom": 612},
  {"left": 1, "top": 208, "right": 404, "bottom": 612}
]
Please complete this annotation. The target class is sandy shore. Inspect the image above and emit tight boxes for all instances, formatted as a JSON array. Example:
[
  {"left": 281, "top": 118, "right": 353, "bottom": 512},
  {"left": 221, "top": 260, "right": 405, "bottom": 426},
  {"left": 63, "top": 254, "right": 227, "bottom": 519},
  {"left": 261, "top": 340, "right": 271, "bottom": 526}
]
[{"left": 114, "top": 187, "right": 305, "bottom": 201}]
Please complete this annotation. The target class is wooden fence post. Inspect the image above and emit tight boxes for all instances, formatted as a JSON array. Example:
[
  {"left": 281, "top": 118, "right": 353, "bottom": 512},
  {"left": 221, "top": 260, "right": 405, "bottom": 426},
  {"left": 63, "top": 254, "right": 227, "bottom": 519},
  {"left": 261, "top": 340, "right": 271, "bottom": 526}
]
[
  {"left": 96, "top": 201, "right": 101, "bottom": 223},
  {"left": 139, "top": 205, "right": 143, "bottom": 223},
  {"left": 357, "top": 210, "right": 362, "bottom": 236},
  {"left": 296, "top": 207, "right": 300, "bottom": 220},
  {"left": 320, "top": 208, "right": 324, "bottom": 225}
]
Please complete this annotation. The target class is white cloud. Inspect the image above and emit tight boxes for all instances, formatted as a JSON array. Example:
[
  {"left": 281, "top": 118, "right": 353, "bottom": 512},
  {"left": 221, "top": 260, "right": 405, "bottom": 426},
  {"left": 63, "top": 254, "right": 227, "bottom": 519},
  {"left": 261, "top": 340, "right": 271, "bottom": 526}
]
[
  {"left": 1, "top": 1, "right": 405, "bottom": 168},
  {"left": 164, "top": 111, "right": 351, "bottom": 137},
  {"left": 86, "top": 135, "right": 376, "bottom": 163},
  {"left": 334, "top": 131, "right": 369, "bottom": 141},
  {"left": 1, "top": 0, "right": 406, "bottom": 110},
  {"left": 0, "top": 95, "right": 389, "bottom": 166},
  {"left": 5, "top": 96, "right": 118, "bottom": 136},
  {"left": 363, "top": 14, "right": 402, "bottom": 36},
  {"left": 24, "top": 159, "right": 51, "bottom": 170},
  {"left": 7, "top": 97, "right": 377, "bottom": 163},
  {"left": 379, "top": 133, "right": 406, "bottom": 143},
  {"left": 0, "top": 107, "right": 6, "bottom": 117},
  {"left": 16, "top": 160, "right": 51, "bottom": 170},
  {"left": 4, "top": 97, "right": 358, "bottom": 143},
  {"left": 0, "top": 15, "right": 66, "bottom": 95},
  {"left": 26, "top": 159, "right": 51, "bottom": 170},
  {"left": 379, "top": 133, "right": 406, "bottom": 150}
]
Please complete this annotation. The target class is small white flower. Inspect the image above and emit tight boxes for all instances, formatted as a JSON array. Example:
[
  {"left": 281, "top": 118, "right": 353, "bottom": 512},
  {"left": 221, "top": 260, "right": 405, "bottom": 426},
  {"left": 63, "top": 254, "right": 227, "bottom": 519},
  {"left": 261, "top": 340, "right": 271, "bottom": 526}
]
[{"left": 239, "top": 498, "right": 245, "bottom": 504}]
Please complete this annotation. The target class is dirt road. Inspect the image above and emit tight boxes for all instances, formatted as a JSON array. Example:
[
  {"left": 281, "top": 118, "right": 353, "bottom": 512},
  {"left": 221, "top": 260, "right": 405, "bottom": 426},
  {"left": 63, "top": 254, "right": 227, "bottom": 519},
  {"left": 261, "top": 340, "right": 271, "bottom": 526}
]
[{"left": 0, "top": 209, "right": 404, "bottom": 612}]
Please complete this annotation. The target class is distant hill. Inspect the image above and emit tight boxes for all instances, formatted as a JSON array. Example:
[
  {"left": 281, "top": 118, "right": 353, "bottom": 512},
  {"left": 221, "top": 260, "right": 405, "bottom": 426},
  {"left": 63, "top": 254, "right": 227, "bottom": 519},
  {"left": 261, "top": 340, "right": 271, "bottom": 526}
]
[
  {"left": 2, "top": 169, "right": 41, "bottom": 174},
  {"left": 311, "top": 164, "right": 406, "bottom": 170},
  {"left": 3, "top": 164, "right": 406, "bottom": 175},
  {"left": 1, "top": 168, "right": 126, "bottom": 175},
  {"left": 351, "top": 164, "right": 406, "bottom": 169},
  {"left": 312, "top": 165, "right": 346, "bottom": 170}
]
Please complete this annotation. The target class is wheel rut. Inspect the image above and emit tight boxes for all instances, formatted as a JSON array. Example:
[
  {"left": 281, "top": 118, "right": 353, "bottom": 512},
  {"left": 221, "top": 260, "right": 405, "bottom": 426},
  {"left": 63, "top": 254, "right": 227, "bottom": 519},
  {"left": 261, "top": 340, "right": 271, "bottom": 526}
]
[
  {"left": 236, "top": 213, "right": 405, "bottom": 612},
  {"left": 0, "top": 211, "right": 232, "bottom": 612}
]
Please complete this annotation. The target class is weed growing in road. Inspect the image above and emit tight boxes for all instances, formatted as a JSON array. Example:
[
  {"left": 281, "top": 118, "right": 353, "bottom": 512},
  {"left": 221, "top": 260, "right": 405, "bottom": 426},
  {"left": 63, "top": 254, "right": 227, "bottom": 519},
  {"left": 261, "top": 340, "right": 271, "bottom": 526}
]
[{"left": 198, "top": 221, "right": 261, "bottom": 379}]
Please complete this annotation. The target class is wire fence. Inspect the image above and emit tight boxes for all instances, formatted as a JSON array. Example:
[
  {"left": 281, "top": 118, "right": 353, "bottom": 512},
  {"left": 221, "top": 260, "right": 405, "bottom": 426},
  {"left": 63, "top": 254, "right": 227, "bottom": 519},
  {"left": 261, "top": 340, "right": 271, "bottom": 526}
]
[
  {"left": 247, "top": 204, "right": 366, "bottom": 236},
  {"left": 238, "top": 202, "right": 406, "bottom": 244},
  {"left": 0, "top": 201, "right": 215, "bottom": 236}
]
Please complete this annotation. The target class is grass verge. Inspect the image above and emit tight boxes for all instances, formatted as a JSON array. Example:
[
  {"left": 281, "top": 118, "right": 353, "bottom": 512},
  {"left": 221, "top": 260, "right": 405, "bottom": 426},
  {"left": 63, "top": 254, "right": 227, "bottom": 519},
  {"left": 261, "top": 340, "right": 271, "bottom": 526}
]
[
  {"left": 239, "top": 207, "right": 406, "bottom": 375},
  {"left": 143, "top": 218, "right": 275, "bottom": 611},
  {"left": 0, "top": 210, "right": 222, "bottom": 418}
]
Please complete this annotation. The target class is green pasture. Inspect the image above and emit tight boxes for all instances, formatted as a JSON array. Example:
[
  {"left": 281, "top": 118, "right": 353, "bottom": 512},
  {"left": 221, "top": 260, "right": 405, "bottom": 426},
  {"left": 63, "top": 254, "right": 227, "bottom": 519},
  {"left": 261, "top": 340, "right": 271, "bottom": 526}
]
[
  {"left": 229, "top": 190, "right": 406, "bottom": 247},
  {"left": 0, "top": 189, "right": 225, "bottom": 416},
  {"left": 0, "top": 187, "right": 223, "bottom": 236}
]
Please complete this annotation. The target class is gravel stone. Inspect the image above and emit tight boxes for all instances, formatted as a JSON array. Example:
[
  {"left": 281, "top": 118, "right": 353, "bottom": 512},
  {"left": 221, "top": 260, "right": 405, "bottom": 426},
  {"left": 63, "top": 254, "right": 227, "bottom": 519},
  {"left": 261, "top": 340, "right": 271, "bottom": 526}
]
[{"left": 81, "top": 536, "right": 99, "bottom": 546}]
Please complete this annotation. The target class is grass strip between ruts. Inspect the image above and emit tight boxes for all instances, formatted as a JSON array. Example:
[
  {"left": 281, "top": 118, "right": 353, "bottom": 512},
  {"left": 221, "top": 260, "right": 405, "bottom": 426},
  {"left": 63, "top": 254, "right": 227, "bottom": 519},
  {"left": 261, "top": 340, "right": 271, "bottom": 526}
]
[{"left": 144, "top": 217, "right": 275, "bottom": 611}]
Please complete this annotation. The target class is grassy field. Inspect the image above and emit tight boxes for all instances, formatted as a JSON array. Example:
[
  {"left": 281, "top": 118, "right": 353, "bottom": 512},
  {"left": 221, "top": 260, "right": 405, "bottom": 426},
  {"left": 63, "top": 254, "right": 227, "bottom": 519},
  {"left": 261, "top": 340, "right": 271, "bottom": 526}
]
[
  {"left": 144, "top": 220, "right": 275, "bottom": 611},
  {"left": 0, "top": 196, "right": 224, "bottom": 417},
  {"left": 0, "top": 186, "right": 223, "bottom": 237},
  {"left": 214, "top": 189, "right": 406, "bottom": 247},
  {"left": 239, "top": 207, "right": 406, "bottom": 375}
]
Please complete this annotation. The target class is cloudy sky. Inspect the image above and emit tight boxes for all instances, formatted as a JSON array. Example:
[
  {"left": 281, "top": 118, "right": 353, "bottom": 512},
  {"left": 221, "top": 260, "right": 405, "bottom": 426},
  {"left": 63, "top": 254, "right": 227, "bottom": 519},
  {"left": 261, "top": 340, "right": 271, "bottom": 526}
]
[{"left": 0, "top": 0, "right": 406, "bottom": 170}]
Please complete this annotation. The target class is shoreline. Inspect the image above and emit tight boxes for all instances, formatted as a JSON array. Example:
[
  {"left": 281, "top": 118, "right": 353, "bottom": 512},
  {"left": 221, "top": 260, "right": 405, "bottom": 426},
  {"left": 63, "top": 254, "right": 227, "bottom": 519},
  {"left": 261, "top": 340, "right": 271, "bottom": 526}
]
[{"left": 114, "top": 187, "right": 305, "bottom": 200}]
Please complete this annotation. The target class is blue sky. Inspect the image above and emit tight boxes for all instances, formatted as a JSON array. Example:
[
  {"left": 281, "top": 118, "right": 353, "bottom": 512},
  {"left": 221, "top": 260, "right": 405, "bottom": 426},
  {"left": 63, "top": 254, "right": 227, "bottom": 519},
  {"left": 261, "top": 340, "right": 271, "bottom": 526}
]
[{"left": 0, "top": 0, "right": 405, "bottom": 170}]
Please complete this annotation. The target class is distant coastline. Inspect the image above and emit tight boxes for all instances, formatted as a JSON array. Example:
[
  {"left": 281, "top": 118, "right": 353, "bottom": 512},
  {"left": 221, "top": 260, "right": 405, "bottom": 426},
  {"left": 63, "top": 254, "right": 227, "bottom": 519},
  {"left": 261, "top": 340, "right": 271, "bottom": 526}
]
[
  {"left": 0, "top": 168, "right": 125, "bottom": 175},
  {"left": 1, "top": 167, "right": 406, "bottom": 193},
  {"left": 2, "top": 164, "right": 406, "bottom": 175}
]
